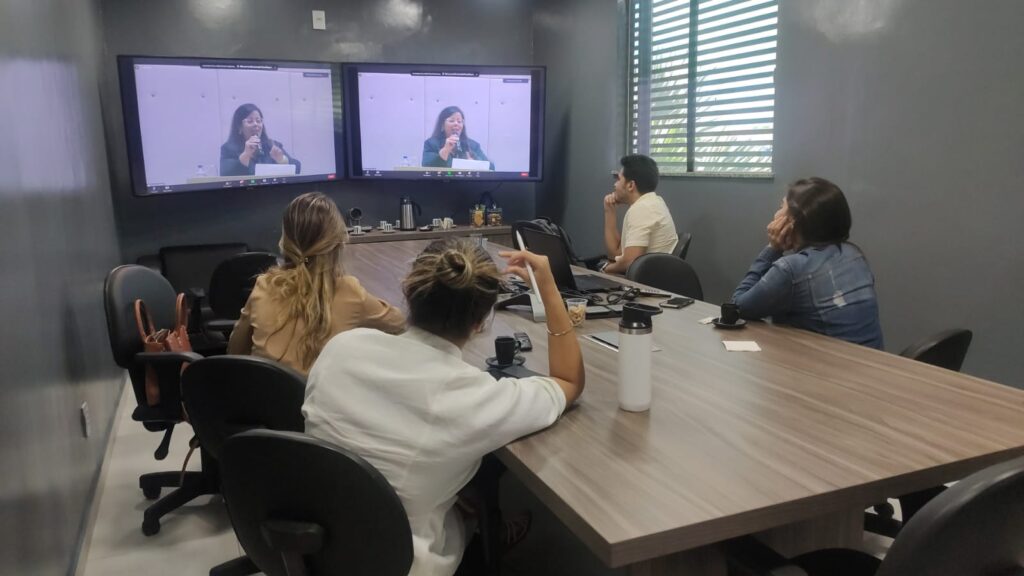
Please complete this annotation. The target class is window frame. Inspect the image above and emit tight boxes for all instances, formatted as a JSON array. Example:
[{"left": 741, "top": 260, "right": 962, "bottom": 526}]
[{"left": 626, "top": 0, "right": 777, "bottom": 179}]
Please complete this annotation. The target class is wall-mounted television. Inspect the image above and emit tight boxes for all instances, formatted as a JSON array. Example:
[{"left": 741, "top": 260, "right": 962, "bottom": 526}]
[
  {"left": 343, "top": 63, "right": 545, "bottom": 181},
  {"left": 118, "top": 55, "right": 342, "bottom": 196}
]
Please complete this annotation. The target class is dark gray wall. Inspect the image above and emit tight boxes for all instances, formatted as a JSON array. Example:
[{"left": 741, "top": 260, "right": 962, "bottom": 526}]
[
  {"left": 100, "top": 0, "right": 538, "bottom": 262},
  {"left": 0, "top": 1, "right": 124, "bottom": 575},
  {"left": 534, "top": 0, "right": 1024, "bottom": 387}
]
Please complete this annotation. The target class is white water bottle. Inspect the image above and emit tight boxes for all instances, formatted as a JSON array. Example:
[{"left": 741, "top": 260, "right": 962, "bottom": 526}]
[{"left": 617, "top": 303, "right": 661, "bottom": 412}]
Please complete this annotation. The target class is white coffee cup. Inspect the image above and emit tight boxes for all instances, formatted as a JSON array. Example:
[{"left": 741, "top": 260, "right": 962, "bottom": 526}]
[
  {"left": 353, "top": 225, "right": 362, "bottom": 234},
  {"left": 442, "top": 217, "right": 454, "bottom": 230},
  {"left": 379, "top": 220, "right": 387, "bottom": 229},
  {"left": 432, "top": 218, "right": 442, "bottom": 228},
  {"left": 383, "top": 222, "right": 393, "bottom": 232}
]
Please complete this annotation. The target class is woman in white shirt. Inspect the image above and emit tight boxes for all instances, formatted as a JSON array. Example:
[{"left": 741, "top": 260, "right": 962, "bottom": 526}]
[{"left": 302, "top": 239, "right": 585, "bottom": 576}]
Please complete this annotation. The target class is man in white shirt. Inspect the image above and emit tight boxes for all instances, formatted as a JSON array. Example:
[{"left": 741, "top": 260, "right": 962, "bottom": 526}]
[
  {"left": 600, "top": 154, "right": 678, "bottom": 275},
  {"left": 302, "top": 241, "right": 585, "bottom": 576}
]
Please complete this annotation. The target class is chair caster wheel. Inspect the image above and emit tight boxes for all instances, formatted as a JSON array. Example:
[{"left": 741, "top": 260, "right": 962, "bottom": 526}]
[
  {"left": 142, "top": 486, "right": 161, "bottom": 500},
  {"left": 142, "top": 518, "right": 161, "bottom": 536}
]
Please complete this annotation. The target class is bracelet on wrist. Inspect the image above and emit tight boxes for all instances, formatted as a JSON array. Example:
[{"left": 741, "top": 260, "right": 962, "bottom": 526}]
[{"left": 546, "top": 325, "right": 575, "bottom": 337}]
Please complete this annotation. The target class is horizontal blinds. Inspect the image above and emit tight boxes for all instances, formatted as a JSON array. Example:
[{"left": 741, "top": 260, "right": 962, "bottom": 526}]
[{"left": 629, "top": 0, "right": 776, "bottom": 175}]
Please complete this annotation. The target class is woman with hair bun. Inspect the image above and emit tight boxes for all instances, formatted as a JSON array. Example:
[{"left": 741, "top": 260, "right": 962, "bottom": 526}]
[
  {"left": 227, "top": 192, "right": 405, "bottom": 374},
  {"left": 302, "top": 238, "right": 585, "bottom": 576},
  {"left": 732, "top": 177, "right": 883, "bottom": 349}
]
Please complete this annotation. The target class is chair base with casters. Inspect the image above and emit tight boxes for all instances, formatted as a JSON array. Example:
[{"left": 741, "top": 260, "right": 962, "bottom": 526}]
[{"left": 140, "top": 447, "right": 219, "bottom": 535}]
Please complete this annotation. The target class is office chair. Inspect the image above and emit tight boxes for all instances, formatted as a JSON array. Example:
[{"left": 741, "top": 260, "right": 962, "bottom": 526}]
[
  {"left": 900, "top": 329, "right": 973, "bottom": 372},
  {"left": 731, "top": 455, "right": 1024, "bottom": 576},
  {"left": 218, "top": 430, "right": 413, "bottom": 576},
  {"left": 180, "top": 355, "right": 306, "bottom": 576},
  {"left": 205, "top": 252, "right": 278, "bottom": 337},
  {"left": 626, "top": 252, "right": 704, "bottom": 300},
  {"left": 103, "top": 265, "right": 216, "bottom": 536},
  {"left": 675, "top": 232, "right": 692, "bottom": 260},
  {"left": 866, "top": 328, "right": 975, "bottom": 537},
  {"left": 159, "top": 243, "right": 249, "bottom": 352}
]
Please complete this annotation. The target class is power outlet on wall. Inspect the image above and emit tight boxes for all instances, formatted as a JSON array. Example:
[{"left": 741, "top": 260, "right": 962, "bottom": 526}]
[
  {"left": 312, "top": 10, "right": 326, "bottom": 30},
  {"left": 80, "top": 402, "right": 91, "bottom": 438}
]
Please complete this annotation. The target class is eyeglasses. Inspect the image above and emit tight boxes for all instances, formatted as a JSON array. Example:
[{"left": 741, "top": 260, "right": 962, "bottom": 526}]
[{"left": 243, "top": 117, "right": 263, "bottom": 126}]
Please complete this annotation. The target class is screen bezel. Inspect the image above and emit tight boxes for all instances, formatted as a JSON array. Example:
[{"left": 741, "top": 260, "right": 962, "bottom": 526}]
[
  {"left": 342, "top": 62, "right": 545, "bottom": 182},
  {"left": 118, "top": 55, "right": 344, "bottom": 197}
]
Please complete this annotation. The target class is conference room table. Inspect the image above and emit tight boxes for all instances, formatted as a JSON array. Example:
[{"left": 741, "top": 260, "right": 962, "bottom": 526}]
[{"left": 344, "top": 239, "right": 1024, "bottom": 575}]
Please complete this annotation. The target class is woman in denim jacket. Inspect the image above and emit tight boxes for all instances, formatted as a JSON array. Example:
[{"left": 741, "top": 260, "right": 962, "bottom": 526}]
[{"left": 732, "top": 178, "right": 884, "bottom": 349}]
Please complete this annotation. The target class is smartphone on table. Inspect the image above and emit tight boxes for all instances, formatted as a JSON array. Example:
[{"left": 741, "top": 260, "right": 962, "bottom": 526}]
[{"left": 660, "top": 296, "right": 694, "bottom": 309}]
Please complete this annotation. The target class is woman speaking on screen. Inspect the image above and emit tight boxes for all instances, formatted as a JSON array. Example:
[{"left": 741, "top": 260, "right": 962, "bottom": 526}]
[
  {"left": 421, "top": 106, "right": 494, "bottom": 170},
  {"left": 220, "top": 103, "right": 302, "bottom": 177}
]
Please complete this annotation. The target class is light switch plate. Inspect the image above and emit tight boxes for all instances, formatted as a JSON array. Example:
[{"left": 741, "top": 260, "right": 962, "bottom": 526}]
[{"left": 312, "top": 10, "right": 326, "bottom": 30}]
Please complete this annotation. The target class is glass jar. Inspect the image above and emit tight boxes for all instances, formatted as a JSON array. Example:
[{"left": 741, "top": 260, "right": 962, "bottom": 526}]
[
  {"left": 470, "top": 207, "right": 485, "bottom": 228},
  {"left": 486, "top": 207, "right": 503, "bottom": 226}
]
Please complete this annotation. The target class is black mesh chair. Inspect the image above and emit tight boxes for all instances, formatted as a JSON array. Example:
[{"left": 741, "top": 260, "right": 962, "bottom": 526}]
[
  {"left": 732, "top": 455, "right": 1024, "bottom": 576},
  {"left": 179, "top": 355, "right": 306, "bottom": 576},
  {"left": 205, "top": 252, "right": 278, "bottom": 337},
  {"left": 626, "top": 252, "right": 704, "bottom": 300},
  {"left": 103, "top": 265, "right": 215, "bottom": 535},
  {"left": 867, "top": 329, "right": 976, "bottom": 536},
  {"left": 219, "top": 430, "right": 413, "bottom": 576},
  {"left": 675, "top": 232, "right": 692, "bottom": 260}
]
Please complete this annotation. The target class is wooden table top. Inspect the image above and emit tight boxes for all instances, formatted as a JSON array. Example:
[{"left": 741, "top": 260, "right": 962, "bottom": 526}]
[{"left": 343, "top": 239, "right": 1024, "bottom": 568}]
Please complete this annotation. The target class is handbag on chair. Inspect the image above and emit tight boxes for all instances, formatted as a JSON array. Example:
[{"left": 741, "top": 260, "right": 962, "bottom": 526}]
[{"left": 134, "top": 294, "right": 193, "bottom": 406}]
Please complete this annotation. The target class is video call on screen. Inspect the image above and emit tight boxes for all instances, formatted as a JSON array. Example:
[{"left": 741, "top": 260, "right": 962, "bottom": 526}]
[
  {"left": 356, "top": 71, "right": 533, "bottom": 177},
  {"left": 132, "top": 60, "right": 337, "bottom": 193}
]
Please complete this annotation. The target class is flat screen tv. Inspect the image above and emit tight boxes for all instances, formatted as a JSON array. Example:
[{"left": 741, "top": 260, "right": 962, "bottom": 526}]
[
  {"left": 118, "top": 55, "right": 342, "bottom": 196},
  {"left": 343, "top": 63, "right": 545, "bottom": 181}
]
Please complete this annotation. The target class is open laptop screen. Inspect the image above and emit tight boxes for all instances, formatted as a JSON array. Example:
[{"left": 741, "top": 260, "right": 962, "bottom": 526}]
[{"left": 517, "top": 228, "right": 577, "bottom": 291}]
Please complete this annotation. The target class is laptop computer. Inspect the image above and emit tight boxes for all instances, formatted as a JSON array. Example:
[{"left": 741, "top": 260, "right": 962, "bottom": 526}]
[{"left": 518, "top": 228, "right": 625, "bottom": 293}]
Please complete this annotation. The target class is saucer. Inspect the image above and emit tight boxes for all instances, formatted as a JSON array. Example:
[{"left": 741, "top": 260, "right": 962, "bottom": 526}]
[
  {"left": 485, "top": 355, "right": 525, "bottom": 368},
  {"left": 380, "top": 229, "right": 397, "bottom": 234},
  {"left": 712, "top": 318, "right": 746, "bottom": 329}
]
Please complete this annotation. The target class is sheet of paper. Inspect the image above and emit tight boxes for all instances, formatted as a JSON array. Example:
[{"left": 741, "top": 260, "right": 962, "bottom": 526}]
[
  {"left": 723, "top": 341, "right": 761, "bottom": 352},
  {"left": 699, "top": 317, "right": 716, "bottom": 325},
  {"left": 452, "top": 158, "right": 492, "bottom": 170},
  {"left": 254, "top": 163, "right": 297, "bottom": 176}
]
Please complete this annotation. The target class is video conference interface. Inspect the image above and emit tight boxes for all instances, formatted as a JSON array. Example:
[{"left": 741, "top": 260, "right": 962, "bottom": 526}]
[
  {"left": 352, "top": 70, "right": 536, "bottom": 179},
  {"left": 127, "top": 58, "right": 338, "bottom": 195}
]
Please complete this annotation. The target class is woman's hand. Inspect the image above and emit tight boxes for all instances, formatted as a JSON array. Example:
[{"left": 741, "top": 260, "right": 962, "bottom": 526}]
[
  {"left": 767, "top": 212, "right": 794, "bottom": 251},
  {"left": 269, "top": 142, "right": 287, "bottom": 163},
  {"left": 239, "top": 135, "right": 260, "bottom": 166},
  {"left": 498, "top": 250, "right": 554, "bottom": 290}
]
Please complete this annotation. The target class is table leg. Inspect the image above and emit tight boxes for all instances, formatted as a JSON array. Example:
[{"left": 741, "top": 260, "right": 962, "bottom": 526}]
[
  {"left": 754, "top": 506, "right": 864, "bottom": 558},
  {"left": 625, "top": 545, "right": 726, "bottom": 576}
]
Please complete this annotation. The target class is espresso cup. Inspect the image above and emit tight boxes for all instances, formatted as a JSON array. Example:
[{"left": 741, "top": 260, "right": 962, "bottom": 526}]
[
  {"left": 379, "top": 220, "right": 387, "bottom": 229},
  {"left": 494, "top": 336, "right": 520, "bottom": 366},
  {"left": 720, "top": 302, "right": 740, "bottom": 325},
  {"left": 432, "top": 218, "right": 442, "bottom": 228},
  {"left": 353, "top": 225, "right": 362, "bottom": 235},
  {"left": 442, "top": 217, "right": 454, "bottom": 230}
]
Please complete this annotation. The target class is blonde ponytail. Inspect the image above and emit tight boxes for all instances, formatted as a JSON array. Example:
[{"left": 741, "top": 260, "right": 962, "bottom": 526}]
[{"left": 262, "top": 192, "right": 347, "bottom": 370}]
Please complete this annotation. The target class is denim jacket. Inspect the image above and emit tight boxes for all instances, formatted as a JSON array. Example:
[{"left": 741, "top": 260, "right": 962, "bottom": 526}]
[{"left": 732, "top": 243, "right": 884, "bottom": 349}]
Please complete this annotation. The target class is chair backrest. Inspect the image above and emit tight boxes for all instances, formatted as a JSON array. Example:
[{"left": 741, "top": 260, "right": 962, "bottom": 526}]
[
  {"left": 876, "top": 455, "right": 1024, "bottom": 576},
  {"left": 208, "top": 252, "right": 279, "bottom": 320},
  {"left": 104, "top": 264, "right": 178, "bottom": 369},
  {"left": 899, "top": 329, "right": 973, "bottom": 372},
  {"left": 626, "top": 252, "right": 704, "bottom": 300},
  {"left": 181, "top": 356, "right": 305, "bottom": 461},
  {"left": 159, "top": 243, "right": 248, "bottom": 294},
  {"left": 675, "top": 232, "right": 692, "bottom": 260},
  {"left": 220, "top": 429, "right": 413, "bottom": 576}
]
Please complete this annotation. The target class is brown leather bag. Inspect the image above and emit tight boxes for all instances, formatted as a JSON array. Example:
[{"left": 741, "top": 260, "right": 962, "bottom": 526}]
[{"left": 134, "top": 294, "right": 193, "bottom": 406}]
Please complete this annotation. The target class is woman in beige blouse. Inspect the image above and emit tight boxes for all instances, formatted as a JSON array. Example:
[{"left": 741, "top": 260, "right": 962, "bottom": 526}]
[{"left": 228, "top": 192, "right": 405, "bottom": 374}]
